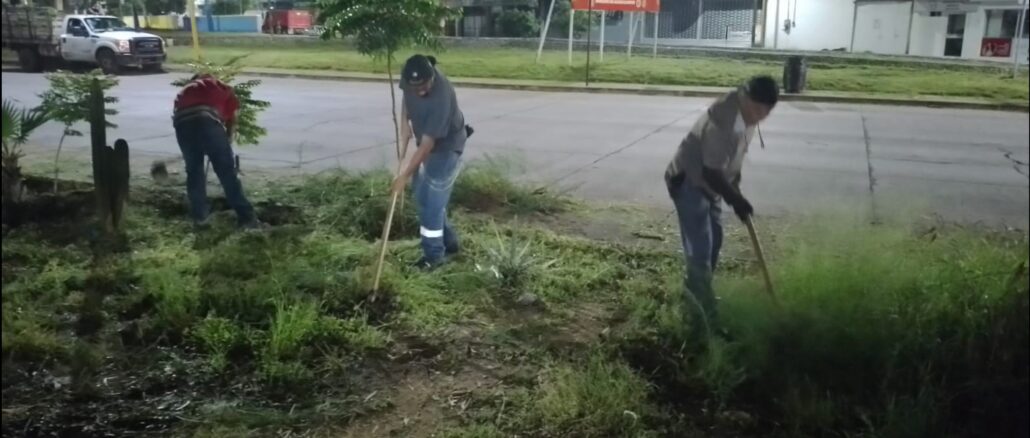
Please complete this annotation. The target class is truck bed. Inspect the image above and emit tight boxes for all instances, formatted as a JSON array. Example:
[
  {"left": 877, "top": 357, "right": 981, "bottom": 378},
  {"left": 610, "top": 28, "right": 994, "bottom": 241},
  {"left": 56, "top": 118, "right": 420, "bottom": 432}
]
[{"left": 1, "top": 5, "right": 59, "bottom": 46}]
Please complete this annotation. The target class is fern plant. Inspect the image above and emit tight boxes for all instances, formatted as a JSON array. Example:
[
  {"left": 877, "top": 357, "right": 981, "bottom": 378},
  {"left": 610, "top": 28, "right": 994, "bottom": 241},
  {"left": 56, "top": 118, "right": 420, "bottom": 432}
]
[
  {"left": 2, "top": 99, "right": 52, "bottom": 209},
  {"left": 38, "top": 70, "right": 119, "bottom": 192}
]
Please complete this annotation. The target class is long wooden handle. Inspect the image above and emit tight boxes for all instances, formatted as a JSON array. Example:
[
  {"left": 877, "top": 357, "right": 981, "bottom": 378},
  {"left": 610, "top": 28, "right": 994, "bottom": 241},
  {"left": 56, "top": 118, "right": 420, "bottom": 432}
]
[
  {"left": 745, "top": 217, "right": 778, "bottom": 305},
  {"left": 372, "top": 190, "right": 401, "bottom": 293}
]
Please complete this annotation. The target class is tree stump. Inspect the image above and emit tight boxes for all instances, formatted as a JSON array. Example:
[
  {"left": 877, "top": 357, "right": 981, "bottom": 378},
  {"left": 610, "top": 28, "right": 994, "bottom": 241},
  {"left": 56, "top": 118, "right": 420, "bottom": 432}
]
[{"left": 88, "top": 79, "right": 130, "bottom": 235}]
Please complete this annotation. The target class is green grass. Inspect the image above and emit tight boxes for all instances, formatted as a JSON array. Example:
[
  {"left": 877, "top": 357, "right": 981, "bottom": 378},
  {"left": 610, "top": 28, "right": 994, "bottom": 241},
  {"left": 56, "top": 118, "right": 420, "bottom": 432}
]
[
  {"left": 166, "top": 44, "right": 1030, "bottom": 102},
  {"left": 534, "top": 353, "right": 657, "bottom": 437},
  {"left": 1, "top": 160, "right": 1026, "bottom": 436},
  {"left": 616, "top": 215, "right": 1030, "bottom": 436}
]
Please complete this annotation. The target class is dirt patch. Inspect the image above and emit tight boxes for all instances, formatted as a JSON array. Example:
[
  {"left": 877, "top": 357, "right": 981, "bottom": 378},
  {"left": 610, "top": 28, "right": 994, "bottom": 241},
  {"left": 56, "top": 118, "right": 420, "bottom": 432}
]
[
  {"left": 339, "top": 366, "right": 499, "bottom": 438},
  {"left": 0, "top": 360, "right": 192, "bottom": 437},
  {"left": 255, "top": 200, "right": 303, "bottom": 226},
  {"left": 334, "top": 299, "right": 620, "bottom": 437},
  {"left": 532, "top": 205, "right": 680, "bottom": 250},
  {"left": 3, "top": 176, "right": 95, "bottom": 230}
]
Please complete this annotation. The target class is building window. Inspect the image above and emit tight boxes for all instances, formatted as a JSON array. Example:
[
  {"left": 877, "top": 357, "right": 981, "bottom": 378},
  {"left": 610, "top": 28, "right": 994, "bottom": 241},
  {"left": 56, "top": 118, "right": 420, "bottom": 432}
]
[
  {"left": 945, "top": 14, "right": 965, "bottom": 57},
  {"left": 985, "top": 10, "right": 1029, "bottom": 39},
  {"left": 946, "top": 14, "right": 966, "bottom": 36}
]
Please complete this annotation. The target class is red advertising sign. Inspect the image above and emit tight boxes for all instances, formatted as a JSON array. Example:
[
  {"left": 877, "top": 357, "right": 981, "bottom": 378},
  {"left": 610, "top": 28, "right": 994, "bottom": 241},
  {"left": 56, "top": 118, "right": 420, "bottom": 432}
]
[
  {"left": 571, "top": 0, "right": 660, "bottom": 13},
  {"left": 980, "top": 38, "right": 1012, "bottom": 57}
]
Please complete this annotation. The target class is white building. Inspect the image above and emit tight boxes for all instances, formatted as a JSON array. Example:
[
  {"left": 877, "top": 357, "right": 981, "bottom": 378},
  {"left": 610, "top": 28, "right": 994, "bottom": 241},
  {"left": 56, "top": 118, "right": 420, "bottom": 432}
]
[
  {"left": 765, "top": 0, "right": 1028, "bottom": 63},
  {"left": 597, "top": 0, "right": 1028, "bottom": 63}
]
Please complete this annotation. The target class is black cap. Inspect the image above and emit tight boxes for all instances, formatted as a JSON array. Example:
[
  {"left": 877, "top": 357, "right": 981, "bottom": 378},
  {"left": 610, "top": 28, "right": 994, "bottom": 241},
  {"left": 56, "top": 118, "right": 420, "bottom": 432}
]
[
  {"left": 744, "top": 75, "right": 779, "bottom": 107},
  {"left": 402, "top": 55, "right": 435, "bottom": 86}
]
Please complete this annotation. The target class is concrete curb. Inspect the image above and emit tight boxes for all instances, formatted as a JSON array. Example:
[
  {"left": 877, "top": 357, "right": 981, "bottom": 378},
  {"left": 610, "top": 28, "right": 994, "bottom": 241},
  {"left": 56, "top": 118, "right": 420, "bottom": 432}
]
[
  {"left": 4, "top": 60, "right": 1023, "bottom": 112},
  {"left": 162, "top": 65, "right": 1028, "bottom": 113}
]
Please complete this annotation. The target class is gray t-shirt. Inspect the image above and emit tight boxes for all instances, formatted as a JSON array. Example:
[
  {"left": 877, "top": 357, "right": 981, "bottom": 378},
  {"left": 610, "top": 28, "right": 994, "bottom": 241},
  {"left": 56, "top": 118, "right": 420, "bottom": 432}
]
[
  {"left": 401, "top": 70, "right": 466, "bottom": 154},
  {"left": 665, "top": 89, "right": 752, "bottom": 198}
]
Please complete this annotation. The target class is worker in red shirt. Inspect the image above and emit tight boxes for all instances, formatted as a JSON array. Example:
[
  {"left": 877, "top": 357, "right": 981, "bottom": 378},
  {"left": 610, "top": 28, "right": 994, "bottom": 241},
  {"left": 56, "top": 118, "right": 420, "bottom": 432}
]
[{"left": 173, "top": 74, "right": 258, "bottom": 229}]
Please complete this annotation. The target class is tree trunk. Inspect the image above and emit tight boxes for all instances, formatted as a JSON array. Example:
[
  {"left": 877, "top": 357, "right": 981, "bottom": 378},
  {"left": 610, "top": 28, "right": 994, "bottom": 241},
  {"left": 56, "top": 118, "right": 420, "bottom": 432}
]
[
  {"left": 387, "top": 55, "right": 402, "bottom": 163},
  {"left": 53, "top": 130, "right": 67, "bottom": 193},
  {"left": 89, "top": 79, "right": 112, "bottom": 233},
  {"left": 1, "top": 165, "right": 22, "bottom": 226},
  {"left": 387, "top": 54, "right": 408, "bottom": 214},
  {"left": 110, "top": 139, "right": 130, "bottom": 229}
]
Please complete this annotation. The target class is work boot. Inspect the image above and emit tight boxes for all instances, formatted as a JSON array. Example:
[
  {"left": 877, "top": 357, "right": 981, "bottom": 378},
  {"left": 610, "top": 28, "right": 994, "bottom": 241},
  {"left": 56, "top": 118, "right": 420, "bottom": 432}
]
[
  {"left": 193, "top": 218, "right": 212, "bottom": 232},
  {"left": 238, "top": 218, "right": 268, "bottom": 232},
  {"left": 684, "top": 266, "right": 719, "bottom": 339},
  {"left": 411, "top": 257, "right": 447, "bottom": 272}
]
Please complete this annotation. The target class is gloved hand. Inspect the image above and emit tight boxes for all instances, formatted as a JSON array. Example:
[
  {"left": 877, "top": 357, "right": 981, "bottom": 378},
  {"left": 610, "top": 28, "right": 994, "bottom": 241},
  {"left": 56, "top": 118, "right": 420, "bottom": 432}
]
[{"left": 730, "top": 196, "right": 754, "bottom": 221}]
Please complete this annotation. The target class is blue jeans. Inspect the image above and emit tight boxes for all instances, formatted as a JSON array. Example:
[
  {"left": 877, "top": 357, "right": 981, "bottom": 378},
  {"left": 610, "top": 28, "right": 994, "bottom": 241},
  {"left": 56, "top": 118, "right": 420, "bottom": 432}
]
[
  {"left": 413, "top": 150, "right": 462, "bottom": 262},
  {"left": 670, "top": 180, "right": 724, "bottom": 320},
  {"left": 174, "top": 116, "right": 254, "bottom": 225}
]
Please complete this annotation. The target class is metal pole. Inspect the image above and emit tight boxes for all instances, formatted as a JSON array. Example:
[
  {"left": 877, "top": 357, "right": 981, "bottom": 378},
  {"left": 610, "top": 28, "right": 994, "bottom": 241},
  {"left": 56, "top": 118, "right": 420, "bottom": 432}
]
[
  {"left": 751, "top": 0, "right": 759, "bottom": 47},
  {"left": 1014, "top": 0, "right": 1028, "bottom": 78},
  {"left": 627, "top": 11, "right": 636, "bottom": 57},
  {"left": 599, "top": 9, "right": 606, "bottom": 62},
  {"left": 697, "top": 0, "right": 703, "bottom": 40},
  {"left": 189, "top": 0, "right": 200, "bottom": 61},
  {"left": 586, "top": 1, "right": 592, "bottom": 85},
  {"left": 905, "top": 0, "right": 915, "bottom": 55},
  {"left": 536, "top": 0, "right": 558, "bottom": 63},
  {"left": 774, "top": 0, "right": 781, "bottom": 49},
  {"left": 759, "top": 0, "right": 769, "bottom": 46},
  {"left": 849, "top": 1, "right": 858, "bottom": 52},
  {"left": 653, "top": 11, "right": 659, "bottom": 58},
  {"left": 568, "top": 7, "right": 575, "bottom": 66}
]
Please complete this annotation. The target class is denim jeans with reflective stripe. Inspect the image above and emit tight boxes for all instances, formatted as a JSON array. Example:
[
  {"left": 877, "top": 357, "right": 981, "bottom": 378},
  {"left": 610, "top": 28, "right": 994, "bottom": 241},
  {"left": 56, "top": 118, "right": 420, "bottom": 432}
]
[{"left": 413, "top": 150, "right": 462, "bottom": 262}]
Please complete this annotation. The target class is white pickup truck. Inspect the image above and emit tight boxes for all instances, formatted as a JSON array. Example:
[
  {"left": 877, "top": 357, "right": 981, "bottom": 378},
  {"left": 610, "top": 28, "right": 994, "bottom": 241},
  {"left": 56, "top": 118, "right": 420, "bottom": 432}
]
[{"left": 2, "top": 5, "right": 166, "bottom": 74}]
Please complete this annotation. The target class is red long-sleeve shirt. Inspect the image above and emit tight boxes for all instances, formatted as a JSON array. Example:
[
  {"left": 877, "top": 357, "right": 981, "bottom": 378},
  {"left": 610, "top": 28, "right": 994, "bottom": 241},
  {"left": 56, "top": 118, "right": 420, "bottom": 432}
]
[{"left": 173, "top": 75, "right": 239, "bottom": 125}]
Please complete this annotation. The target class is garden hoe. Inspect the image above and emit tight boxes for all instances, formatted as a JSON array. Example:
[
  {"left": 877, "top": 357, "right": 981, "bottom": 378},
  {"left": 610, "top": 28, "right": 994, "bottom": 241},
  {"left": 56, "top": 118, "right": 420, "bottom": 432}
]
[
  {"left": 371, "top": 189, "right": 400, "bottom": 296},
  {"left": 744, "top": 216, "right": 778, "bottom": 306},
  {"left": 371, "top": 132, "right": 410, "bottom": 296}
]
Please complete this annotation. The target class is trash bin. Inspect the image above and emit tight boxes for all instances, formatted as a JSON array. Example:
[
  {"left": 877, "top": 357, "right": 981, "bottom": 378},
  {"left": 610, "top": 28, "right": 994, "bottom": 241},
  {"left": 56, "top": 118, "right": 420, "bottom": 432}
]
[{"left": 783, "top": 56, "right": 807, "bottom": 93}]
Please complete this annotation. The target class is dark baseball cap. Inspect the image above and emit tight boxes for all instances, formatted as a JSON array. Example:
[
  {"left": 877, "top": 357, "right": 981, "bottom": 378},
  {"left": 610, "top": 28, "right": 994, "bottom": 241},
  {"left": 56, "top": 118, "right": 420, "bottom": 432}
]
[{"left": 402, "top": 54, "right": 435, "bottom": 86}]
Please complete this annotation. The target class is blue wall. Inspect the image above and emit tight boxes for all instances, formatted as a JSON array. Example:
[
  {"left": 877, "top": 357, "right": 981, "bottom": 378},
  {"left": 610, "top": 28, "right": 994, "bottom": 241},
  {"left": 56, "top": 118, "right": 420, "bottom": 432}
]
[{"left": 182, "top": 15, "right": 261, "bottom": 33}]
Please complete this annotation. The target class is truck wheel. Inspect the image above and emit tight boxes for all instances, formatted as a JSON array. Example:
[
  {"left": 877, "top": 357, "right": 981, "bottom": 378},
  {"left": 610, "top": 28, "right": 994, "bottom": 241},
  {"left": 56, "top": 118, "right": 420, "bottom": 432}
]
[
  {"left": 96, "top": 48, "right": 120, "bottom": 75},
  {"left": 17, "top": 48, "right": 42, "bottom": 73}
]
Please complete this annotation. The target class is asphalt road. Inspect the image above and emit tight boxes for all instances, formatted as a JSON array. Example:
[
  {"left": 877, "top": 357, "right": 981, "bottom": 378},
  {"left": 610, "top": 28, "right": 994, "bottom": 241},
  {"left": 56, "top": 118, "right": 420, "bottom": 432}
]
[{"left": 3, "top": 71, "right": 1028, "bottom": 228}]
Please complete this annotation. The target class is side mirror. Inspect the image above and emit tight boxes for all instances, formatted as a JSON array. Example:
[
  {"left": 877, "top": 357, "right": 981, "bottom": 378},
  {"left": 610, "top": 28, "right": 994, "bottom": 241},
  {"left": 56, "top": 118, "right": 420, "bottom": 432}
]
[{"left": 71, "top": 27, "right": 88, "bottom": 37}]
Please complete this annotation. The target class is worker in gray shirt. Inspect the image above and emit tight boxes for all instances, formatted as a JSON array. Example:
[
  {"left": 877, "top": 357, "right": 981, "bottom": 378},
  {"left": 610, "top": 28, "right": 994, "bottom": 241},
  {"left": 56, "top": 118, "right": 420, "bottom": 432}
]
[
  {"left": 391, "top": 54, "right": 470, "bottom": 270},
  {"left": 665, "top": 75, "right": 778, "bottom": 334}
]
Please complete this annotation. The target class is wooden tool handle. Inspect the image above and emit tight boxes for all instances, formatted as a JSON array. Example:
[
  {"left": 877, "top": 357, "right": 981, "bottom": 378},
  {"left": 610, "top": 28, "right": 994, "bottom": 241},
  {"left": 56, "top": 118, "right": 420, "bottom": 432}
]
[
  {"left": 745, "top": 216, "right": 778, "bottom": 305},
  {"left": 371, "top": 190, "right": 401, "bottom": 294}
]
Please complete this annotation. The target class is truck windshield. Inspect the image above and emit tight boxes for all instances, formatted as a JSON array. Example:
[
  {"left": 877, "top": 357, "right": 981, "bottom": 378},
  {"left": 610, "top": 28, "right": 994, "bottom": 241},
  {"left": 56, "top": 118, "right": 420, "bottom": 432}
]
[{"left": 85, "top": 17, "right": 132, "bottom": 33}]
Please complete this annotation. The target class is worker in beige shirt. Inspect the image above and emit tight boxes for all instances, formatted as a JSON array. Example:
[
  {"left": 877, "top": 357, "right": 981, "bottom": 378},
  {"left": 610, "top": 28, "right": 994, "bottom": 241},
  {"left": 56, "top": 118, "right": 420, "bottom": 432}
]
[{"left": 664, "top": 75, "right": 779, "bottom": 335}]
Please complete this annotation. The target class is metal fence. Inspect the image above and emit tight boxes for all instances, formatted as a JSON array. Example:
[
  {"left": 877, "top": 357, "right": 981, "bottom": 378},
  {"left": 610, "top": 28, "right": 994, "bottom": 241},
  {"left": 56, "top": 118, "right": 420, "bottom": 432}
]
[{"left": 645, "top": 0, "right": 756, "bottom": 41}]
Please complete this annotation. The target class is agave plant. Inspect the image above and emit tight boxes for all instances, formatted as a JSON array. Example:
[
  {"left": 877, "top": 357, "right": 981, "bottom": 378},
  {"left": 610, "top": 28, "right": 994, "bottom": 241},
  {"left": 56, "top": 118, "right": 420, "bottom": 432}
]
[
  {"left": 2, "top": 99, "right": 51, "bottom": 208},
  {"left": 485, "top": 224, "right": 558, "bottom": 291}
]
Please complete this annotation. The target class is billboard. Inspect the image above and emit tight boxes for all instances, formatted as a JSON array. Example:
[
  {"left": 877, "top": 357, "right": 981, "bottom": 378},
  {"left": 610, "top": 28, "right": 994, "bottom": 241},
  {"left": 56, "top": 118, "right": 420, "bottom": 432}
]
[
  {"left": 571, "top": 0, "right": 661, "bottom": 13},
  {"left": 980, "top": 37, "right": 1013, "bottom": 57}
]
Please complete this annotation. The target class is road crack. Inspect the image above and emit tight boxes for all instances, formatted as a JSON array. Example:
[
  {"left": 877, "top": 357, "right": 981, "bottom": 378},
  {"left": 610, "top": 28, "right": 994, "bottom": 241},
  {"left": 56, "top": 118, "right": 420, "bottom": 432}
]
[
  {"left": 549, "top": 111, "right": 698, "bottom": 185},
  {"left": 998, "top": 147, "right": 1029, "bottom": 180}
]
